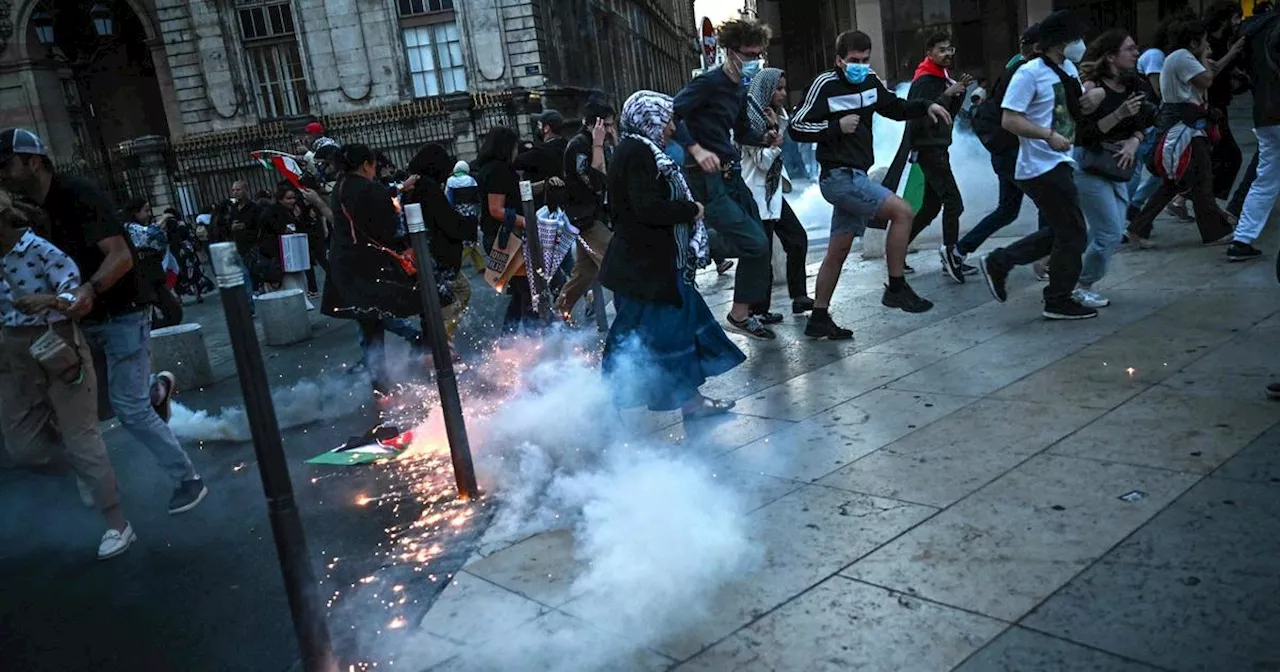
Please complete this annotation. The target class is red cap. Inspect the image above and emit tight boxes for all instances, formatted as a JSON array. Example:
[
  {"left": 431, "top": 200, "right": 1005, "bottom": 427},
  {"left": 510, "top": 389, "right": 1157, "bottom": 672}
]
[{"left": 304, "top": 121, "right": 325, "bottom": 136}]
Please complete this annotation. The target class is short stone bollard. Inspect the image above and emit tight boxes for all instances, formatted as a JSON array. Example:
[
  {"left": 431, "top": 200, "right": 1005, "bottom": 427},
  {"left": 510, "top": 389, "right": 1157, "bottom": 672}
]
[
  {"left": 150, "top": 323, "right": 214, "bottom": 389},
  {"left": 257, "top": 288, "right": 312, "bottom": 346}
]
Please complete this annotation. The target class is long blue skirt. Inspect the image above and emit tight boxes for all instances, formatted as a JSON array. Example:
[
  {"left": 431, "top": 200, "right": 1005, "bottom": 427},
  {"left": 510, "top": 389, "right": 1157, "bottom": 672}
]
[{"left": 603, "top": 275, "right": 746, "bottom": 411}]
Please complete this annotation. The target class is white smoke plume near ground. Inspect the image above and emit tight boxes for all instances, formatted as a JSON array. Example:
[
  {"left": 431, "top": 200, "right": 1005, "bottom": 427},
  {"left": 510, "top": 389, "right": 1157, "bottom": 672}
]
[
  {"left": 395, "top": 334, "right": 759, "bottom": 671},
  {"left": 169, "top": 373, "right": 371, "bottom": 442},
  {"left": 787, "top": 83, "right": 1038, "bottom": 247}
]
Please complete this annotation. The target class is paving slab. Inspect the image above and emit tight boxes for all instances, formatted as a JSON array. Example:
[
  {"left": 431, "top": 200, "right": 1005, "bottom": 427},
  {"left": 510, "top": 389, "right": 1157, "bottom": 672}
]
[
  {"left": 818, "top": 399, "right": 1105, "bottom": 508},
  {"left": 954, "top": 626, "right": 1162, "bottom": 672},
  {"left": 1021, "top": 477, "right": 1280, "bottom": 672},
  {"left": 725, "top": 389, "right": 975, "bottom": 483},
  {"left": 844, "top": 454, "right": 1199, "bottom": 621},
  {"left": 673, "top": 576, "right": 1005, "bottom": 672},
  {"left": 562, "top": 485, "right": 936, "bottom": 661},
  {"left": 732, "top": 352, "right": 938, "bottom": 421},
  {"left": 1047, "top": 385, "right": 1278, "bottom": 474}
]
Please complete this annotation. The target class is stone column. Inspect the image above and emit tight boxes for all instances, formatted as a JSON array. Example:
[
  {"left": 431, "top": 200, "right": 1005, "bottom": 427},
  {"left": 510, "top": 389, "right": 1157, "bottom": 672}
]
[{"left": 124, "top": 134, "right": 177, "bottom": 213}]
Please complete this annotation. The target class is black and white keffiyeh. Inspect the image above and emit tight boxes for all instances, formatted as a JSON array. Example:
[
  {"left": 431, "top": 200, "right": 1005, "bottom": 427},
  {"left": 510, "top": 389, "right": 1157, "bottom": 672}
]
[
  {"left": 619, "top": 90, "right": 709, "bottom": 283},
  {"left": 745, "top": 67, "right": 786, "bottom": 204}
]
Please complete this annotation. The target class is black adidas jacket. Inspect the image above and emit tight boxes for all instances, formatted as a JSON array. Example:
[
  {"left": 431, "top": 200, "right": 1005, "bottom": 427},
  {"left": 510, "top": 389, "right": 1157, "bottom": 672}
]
[{"left": 789, "top": 69, "right": 931, "bottom": 174}]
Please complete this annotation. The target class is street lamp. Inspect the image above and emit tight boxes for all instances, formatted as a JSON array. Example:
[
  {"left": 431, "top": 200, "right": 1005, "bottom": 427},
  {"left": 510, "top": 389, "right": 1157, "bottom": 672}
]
[
  {"left": 32, "top": 9, "right": 54, "bottom": 45},
  {"left": 89, "top": 3, "right": 114, "bottom": 37}
]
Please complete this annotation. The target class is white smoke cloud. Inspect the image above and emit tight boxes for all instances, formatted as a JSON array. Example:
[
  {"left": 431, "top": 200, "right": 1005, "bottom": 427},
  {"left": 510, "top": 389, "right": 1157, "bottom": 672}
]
[
  {"left": 396, "top": 335, "right": 759, "bottom": 670},
  {"left": 168, "top": 372, "right": 371, "bottom": 442}
]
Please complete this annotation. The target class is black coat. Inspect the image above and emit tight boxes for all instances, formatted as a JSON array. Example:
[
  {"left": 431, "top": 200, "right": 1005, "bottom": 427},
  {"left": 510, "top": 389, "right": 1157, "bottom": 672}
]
[
  {"left": 402, "top": 179, "right": 475, "bottom": 273},
  {"left": 322, "top": 174, "right": 421, "bottom": 320},
  {"left": 598, "top": 138, "right": 700, "bottom": 306}
]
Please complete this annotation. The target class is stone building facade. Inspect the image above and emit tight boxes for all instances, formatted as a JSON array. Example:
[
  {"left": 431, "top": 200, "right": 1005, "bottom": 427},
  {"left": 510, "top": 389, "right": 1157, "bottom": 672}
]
[{"left": 0, "top": 0, "right": 699, "bottom": 213}]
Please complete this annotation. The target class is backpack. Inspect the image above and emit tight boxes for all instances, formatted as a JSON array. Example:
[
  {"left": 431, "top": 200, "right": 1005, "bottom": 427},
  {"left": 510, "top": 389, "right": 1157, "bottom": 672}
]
[{"left": 973, "top": 58, "right": 1031, "bottom": 153}]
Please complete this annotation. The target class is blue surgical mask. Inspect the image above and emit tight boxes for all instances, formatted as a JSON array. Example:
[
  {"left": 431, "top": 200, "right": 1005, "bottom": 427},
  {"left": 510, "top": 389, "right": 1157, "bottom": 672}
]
[
  {"left": 843, "top": 62, "right": 871, "bottom": 84},
  {"left": 740, "top": 59, "right": 764, "bottom": 86},
  {"left": 1064, "top": 39, "right": 1086, "bottom": 64}
]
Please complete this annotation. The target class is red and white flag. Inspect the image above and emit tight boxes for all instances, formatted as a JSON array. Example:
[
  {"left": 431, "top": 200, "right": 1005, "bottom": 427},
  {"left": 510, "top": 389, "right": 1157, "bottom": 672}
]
[{"left": 250, "top": 150, "right": 306, "bottom": 190}]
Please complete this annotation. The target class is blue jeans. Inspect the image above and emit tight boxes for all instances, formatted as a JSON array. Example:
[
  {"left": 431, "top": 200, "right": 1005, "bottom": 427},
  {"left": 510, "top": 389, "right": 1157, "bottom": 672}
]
[
  {"left": 1127, "top": 166, "right": 1161, "bottom": 212},
  {"left": 1075, "top": 157, "right": 1131, "bottom": 287},
  {"left": 956, "top": 149, "right": 1047, "bottom": 256},
  {"left": 84, "top": 310, "right": 197, "bottom": 485}
]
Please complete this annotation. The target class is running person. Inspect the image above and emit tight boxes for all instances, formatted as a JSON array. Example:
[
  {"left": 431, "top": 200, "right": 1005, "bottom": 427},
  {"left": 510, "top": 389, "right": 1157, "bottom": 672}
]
[{"left": 789, "top": 30, "right": 952, "bottom": 340}]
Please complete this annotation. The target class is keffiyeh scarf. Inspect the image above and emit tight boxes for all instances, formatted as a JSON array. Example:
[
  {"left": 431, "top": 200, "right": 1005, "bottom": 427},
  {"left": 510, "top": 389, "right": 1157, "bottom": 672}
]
[
  {"left": 620, "top": 90, "right": 709, "bottom": 283},
  {"left": 745, "top": 67, "right": 786, "bottom": 204}
]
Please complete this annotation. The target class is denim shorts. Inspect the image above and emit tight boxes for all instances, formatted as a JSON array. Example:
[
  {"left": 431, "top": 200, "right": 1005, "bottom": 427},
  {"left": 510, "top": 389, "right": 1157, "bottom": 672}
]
[{"left": 819, "top": 167, "right": 892, "bottom": 237}]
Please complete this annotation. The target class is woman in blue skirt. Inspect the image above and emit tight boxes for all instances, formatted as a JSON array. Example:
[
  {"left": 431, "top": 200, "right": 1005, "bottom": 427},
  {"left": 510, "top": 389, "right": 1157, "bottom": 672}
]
[{"left": 599, "top": 90, "right": 746, "bottom": 420}]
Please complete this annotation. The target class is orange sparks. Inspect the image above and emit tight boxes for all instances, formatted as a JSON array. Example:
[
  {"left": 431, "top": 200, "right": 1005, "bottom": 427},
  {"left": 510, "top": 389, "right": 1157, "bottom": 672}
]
[
  {"left": 388, "top": 616, "right": 407, "bottom": 629},
  {"left": 355, "top": 494, "right": 372, "bottom": 506}
]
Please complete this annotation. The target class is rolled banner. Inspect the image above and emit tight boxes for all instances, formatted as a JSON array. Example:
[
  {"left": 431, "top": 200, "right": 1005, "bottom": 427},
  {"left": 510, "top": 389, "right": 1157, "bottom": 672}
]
[{"left": 403, "top": 202, "right": 426, "bottom": 234}]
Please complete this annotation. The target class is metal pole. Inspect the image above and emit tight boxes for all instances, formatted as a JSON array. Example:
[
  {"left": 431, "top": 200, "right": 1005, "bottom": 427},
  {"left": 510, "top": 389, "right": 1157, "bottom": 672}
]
[
  {"left": 518, "top": 180, "right": 552, "bottom": 323},
  {"left": 402, "top": 204, "right": 479, "bottom": 500},
  {"left": 207, "top": 243, "right": 339, "bottom": 672},
  {"left": 591, "top": 282, "right": 609, "bottom": 332}
]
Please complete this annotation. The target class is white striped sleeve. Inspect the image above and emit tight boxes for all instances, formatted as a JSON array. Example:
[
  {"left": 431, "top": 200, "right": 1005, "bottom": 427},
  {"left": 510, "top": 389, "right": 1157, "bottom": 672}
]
[{"left": 789, "top": 72, "right": 837, "bottom": 140}]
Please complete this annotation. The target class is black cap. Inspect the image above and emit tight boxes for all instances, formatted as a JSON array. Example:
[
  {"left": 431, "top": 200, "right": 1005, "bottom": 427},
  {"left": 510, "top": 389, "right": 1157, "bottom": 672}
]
[
  {"left": 535, "top": 109, "right": 566, "bottom": 131},
  {"left": 0, "top": 127, "right": 49, "bottom": 163},
  {"left": 1037, "top": 10, "right": 1083, "bottom": 48},
  {"left": 1020, "top": 23, "right": 1041, "bottom": 46}
]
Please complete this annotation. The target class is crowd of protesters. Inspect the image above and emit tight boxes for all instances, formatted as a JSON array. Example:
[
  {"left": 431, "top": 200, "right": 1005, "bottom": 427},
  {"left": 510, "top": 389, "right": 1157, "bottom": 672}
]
[{"left": 2, "top": 1, "right": 1280, "bottom": 561}]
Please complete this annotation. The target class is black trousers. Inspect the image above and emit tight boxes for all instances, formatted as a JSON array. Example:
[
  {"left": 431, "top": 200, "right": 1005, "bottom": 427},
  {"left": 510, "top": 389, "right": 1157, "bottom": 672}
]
[
  {"left": 1129, "top": 137, "right": 1231, "bottom": 244},
  {"left": 750, "top": 199, "right": 810, "bottom": 314},
  {"left": 151, "top": 283, "right": 183, "bottom": 329},
  {"left": 357, "top": 319, "right": 388, "bottom": 394},
  {"left": 1211, "top": 108, "right": 1243, "bottom": 201},
  {"left": 988, "top": 163, "right": 1087, "bottom": 305},
  {"left": 908, "top": 146, "right": 964, "bottom": 247}
]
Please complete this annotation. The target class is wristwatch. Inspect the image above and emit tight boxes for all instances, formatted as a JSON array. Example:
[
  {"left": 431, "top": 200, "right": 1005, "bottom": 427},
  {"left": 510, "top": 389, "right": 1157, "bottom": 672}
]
[{"left": 57, "top": 292, "right": 76, "bottom": 304}]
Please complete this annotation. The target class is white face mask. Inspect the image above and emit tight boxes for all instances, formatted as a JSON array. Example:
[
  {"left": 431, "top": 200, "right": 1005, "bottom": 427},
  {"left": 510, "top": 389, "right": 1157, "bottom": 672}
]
[{"left": 1064, "top": 39, "right": 1086, "bottom": 64}]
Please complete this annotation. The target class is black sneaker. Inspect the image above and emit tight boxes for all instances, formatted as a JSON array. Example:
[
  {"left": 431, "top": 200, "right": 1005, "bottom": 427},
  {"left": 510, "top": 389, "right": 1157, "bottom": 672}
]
[
  {"left": 168, "top": 478, "right": 209, "bottom": 514},
  {"left": 1226, "top": 242, "right": 1262, "bottom": 262},
  {"left": 716, "top": 260, "right": 735, "bottom": 275},
  {"left": 805, "top": 312, "right": 854, "bottom": 340},
  {"left": 791, "top": 296, "right": 815, "bottom": 314},
  {"left": 940, "top": 245, "right": 967, "bottom": 284},
  {"left": 979, "top": 255, "right": 1009, "bottom": 302},
  {"left": 753, "top": 311, "right": 784, "bottom": 325},
  {"left": 1267, "top": 382, "right": 1280, "bottom": 400},
  {"left": 726, "top": 314, "right": 776, "bottom": 340},
  {"left": 902, "top": 264, "right": 916, "bottom": 275},
  {"left": 881, "top": 283, "right": 934, "bottom": 313},
  {"left": 1043, "top": 299, "right": 1099, "bottom": 320}
]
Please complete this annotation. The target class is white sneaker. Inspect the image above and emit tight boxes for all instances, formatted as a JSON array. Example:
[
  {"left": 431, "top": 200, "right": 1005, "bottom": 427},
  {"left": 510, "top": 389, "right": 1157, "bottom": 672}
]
[
  {"left": 1032, "top": 259, "right": 1050, "bottom": 282},
  {"left": 1072, "top": 287, "right": 1111, "bottom": 309},
  {"left": 76, "top": 476, "right": 94, "bottom": 507},
  {"left": 97, "top": 523, "right": 136, "bottom": 560}
]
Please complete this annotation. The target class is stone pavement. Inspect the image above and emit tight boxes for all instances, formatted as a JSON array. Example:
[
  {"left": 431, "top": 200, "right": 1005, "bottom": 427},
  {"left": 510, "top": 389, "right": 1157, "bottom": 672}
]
[{"left": 410, "top": 211, "right": 1280, "bottom": 671}]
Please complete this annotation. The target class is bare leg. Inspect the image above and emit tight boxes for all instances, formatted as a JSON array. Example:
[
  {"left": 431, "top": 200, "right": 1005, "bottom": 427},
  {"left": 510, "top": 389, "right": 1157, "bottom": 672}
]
[
  {"left": 814, "top": 233, "right": 856, "bottom": 309},
  {"left": 880, "top": 195, "right": 915, "bottom": 278}
]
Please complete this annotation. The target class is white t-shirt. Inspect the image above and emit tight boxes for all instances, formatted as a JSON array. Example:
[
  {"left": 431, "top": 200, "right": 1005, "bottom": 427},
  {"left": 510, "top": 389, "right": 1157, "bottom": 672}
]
[
  {"left": 1001, "top": 57, "right": 1081, "bottom": 181},
  {"left": 1160, "top": 48, "right": 1207, "bottom": 105},
  {"left": 1137, "top": 48, "right": 1165, "bottom": 75}
]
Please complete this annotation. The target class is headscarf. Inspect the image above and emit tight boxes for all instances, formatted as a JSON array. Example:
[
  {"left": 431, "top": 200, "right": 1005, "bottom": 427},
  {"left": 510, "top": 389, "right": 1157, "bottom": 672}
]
[
  {"left": 745, "top": 67, "right": 785, "bottom": 139},
  {"left": 620, "top": 90, "right": 709, "bottom": 283},
  {"left": 745, "top": 67, "right": 787, "bottom": 204}
]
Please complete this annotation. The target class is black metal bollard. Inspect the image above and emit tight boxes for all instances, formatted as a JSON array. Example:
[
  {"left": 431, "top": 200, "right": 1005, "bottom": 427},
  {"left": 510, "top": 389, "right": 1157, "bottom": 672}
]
[
  {"left": 519, "top": 180, "right": 552, "bottom": 323},
  {"left": 207, "top": 243, "right": 338, "bottom": 672},
  {"left": 402, "top": 204, "right": 480, "bottom": 500}
]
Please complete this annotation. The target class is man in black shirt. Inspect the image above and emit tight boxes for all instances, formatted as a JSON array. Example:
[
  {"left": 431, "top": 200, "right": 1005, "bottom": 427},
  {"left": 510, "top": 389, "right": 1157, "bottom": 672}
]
[
  {"left": 905, "top": 32, "right": 972, "bottom": 283},
  {"left": 515, "top": 110, "right": 571, "bottom": 208},
  {"left": 0, "top": 128, "right": 208, "bottom": 514},
  {"left": 790, "top": 31, "right": 951, "bottom": 340},
  {"left": 673, "top": 18, "right": 778, "bottom": 341},
  {"left": 212, "top": 180, "right": 261, "bottom": 306}
]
